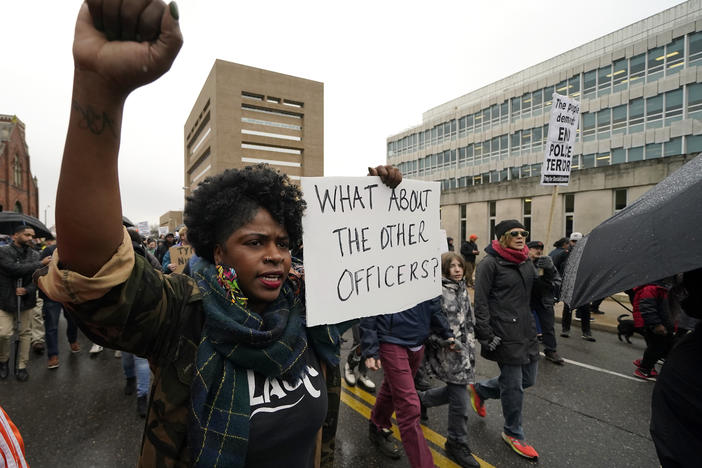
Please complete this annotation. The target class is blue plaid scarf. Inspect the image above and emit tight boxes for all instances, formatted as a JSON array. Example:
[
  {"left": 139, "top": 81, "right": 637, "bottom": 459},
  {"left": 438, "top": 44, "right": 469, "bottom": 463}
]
[{"left": 188, "top": 259, "right": 340, "bottom": 467}]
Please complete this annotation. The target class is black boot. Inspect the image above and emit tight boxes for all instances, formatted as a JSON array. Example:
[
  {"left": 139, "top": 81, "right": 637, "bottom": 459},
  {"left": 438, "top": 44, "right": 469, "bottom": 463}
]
[
  {"left": 0, "top": 360, "right": 8, "bottom": 380},
  {"left": 445, "top": 439, "right": 480, "bottom": 467},
  {"left": 368, "top": 421, "right": 401, "bottom": 460}
]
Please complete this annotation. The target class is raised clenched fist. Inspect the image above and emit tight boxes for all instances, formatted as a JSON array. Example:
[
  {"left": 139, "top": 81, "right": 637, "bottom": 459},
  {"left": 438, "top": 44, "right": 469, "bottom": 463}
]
[{"left": 73, "top": 0, "right": 183, "bottom": 97}]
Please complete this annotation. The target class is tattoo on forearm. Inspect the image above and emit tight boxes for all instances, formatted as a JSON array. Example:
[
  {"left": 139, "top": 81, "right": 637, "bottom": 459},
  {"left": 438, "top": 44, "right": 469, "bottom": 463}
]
[{"left": 72, "top": 100, "right": 116, "bottom": 137}]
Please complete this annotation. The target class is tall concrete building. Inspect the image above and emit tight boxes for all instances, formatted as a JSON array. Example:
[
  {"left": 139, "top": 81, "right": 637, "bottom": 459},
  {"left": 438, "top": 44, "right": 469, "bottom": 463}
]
[
  {"left": 183, "top": 60, "right": 323, "bottom": 198},
  {"left": 387, "top": 1, "right": 702, "bottom": 246}
]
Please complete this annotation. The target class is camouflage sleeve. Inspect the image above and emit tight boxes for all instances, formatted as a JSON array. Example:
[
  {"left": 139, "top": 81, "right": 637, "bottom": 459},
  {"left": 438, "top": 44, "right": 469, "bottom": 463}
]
[{"left": 38, "top": 227, "right": 202, "bottom": 364}]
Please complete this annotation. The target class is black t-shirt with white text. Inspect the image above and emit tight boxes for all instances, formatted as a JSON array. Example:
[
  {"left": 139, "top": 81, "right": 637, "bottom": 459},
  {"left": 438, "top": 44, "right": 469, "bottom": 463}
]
[{"left": 245, "top": 348, "right": 327, "bottom": 467}]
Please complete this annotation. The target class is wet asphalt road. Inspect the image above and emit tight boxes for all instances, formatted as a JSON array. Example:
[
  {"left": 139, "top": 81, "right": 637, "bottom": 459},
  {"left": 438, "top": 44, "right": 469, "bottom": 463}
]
[{"left": 1, "top": 316, "right": 660, "bottom": 467}]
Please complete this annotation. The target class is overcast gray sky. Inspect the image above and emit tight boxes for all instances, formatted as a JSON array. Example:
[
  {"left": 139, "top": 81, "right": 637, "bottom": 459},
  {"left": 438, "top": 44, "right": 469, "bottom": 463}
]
[{"left": 1, "top": 0, "right": 683, "bottom": 229}]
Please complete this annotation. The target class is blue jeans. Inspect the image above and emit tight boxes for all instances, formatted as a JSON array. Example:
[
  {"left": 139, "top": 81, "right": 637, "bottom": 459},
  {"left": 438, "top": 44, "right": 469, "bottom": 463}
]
[
  {"left": 121, "top": 352, "right": 151, "bottom": 398},
  {"left": 421, "top": 382, "right": 470, "bottom": 446},
  {"left": 42, "top": 299, "right": 78, "bottom": 358},
  {"left": 474, "top": 358, "right": 538, "bottom": 440}
]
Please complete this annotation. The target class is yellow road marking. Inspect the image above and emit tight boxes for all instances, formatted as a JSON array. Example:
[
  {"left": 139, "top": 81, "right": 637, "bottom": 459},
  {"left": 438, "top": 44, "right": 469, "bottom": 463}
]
[{"left": 341, "top": 383, "right": 495, "bottom": 468}]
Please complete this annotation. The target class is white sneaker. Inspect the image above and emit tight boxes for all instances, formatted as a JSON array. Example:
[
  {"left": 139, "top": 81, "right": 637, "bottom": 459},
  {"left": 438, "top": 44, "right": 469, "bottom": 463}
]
[
  {"left": 114, "top": 350, "right": 122, "bottom": 358},
  {"left": 357, "top": 372, "right": 376, "bottom": 391},
  {"left": 89, "top": 344, "right": 103, "bottom": 355},
  {"left": 343, "top": 362, "right": 356, "bottom": 386}
]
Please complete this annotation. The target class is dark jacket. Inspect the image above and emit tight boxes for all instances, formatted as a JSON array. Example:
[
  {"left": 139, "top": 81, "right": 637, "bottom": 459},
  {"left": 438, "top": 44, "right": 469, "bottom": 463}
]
[
  {"left": 461, "top": 241, "right": 479, "bottom": 263},
  {"left": 359, "top": 297, "right": 452, "bottom": 359},
  {"left": 548, "top": 247, "right": 569, "bottom": 276},
  {"left": 473, "top": 244, "right": 538, "bottom": 365},
  {"left": 0, "top": 243, "right": 41, "bottom": 311},
  {"left": 632, "top": 282, "right": 672, "bottom": 329},
  {"left": 530, "top": 255, "right": 559, "bottom": 311}
]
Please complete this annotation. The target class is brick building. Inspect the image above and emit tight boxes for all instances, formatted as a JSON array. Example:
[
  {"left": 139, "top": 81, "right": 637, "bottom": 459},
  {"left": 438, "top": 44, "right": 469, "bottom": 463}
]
[{"left": 0, "top": 115, "right": 39, "bottom": 217}]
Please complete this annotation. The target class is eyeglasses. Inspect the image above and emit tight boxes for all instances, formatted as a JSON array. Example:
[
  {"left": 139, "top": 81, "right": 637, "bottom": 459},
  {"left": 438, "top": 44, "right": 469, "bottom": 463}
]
[{"left": 509, "top": 230, "right": 529, "bottom": 238}]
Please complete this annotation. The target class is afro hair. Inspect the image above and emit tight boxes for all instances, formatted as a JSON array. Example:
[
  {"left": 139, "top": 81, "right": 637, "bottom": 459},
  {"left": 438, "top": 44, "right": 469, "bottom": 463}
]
[{"left": 184, "top": 164, "right": 305, "bottom": 263}]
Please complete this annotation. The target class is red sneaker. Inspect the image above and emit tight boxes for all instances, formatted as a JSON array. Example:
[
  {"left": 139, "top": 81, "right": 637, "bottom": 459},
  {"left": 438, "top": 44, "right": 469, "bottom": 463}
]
[
  {"left": 633, "top": 359, "right": 642, "bottom": 368},
  {"left": 468, "top": 384, "right": 486, "bottom": 418},
  {"left": 634, "top": 368, "right": 659, "bottom": 381},
  {"left": 502, "top": 432, "right": 538, "bottom": 459}
]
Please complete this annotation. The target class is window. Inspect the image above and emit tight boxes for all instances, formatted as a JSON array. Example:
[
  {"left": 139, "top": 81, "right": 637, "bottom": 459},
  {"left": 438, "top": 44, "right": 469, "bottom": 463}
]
[
  {"left": 582, "top": 113, "right": 595, "bottom": 141},
  {"left": 629, "top": 98, "right": 644, "bottom": 133},
  {"left": 521, "top": 93, "right": 532, "bottom": 118},
  {"left": 465, "top": 144, "right": 474, "bottom": 166},
  {"left": 489, "top": 201, "right": 496, "bottom": 240},
  {"left": 629, "top": 53, "right": 645, "bottom": 84},
  {"left": 614, "top": 189, "right": 627, "bottom": 213},
  {"left": 532, "top": 127, "right": 543, "bottom": 154},
  {"left": 582, "top": 153, "right": 595, "bottom": 169},
  {"left": 687, "top": 134, "right": 702, "bottom": 153},
  {"left": 490, "top": 104, "right": 500, "bottom": 126},
  {"left": 629, "top": 146, "right": 644, "bottom": 162},
  {"left": 597, "top": 108, "right": 610, "bottom": 139},
  {"left": 500, "top": 134, "right": 508, "bottom": 159},
  {"left": 532, "top": 90, "right": 543, "bottom": 117},
  {"left": 13, "top": 201, "right": 22, "bottom": 214},
  {"left": 511, "top": 97, "right": 521, "bottom": 122},
  {"left": 543, "top": 86, "right": 554, "bottom": 110},
  {"left": 612, "top": 58, "right": 628, "bottom": 92},
  {"left": 597, "top": 65, "right": 612, "bottom": 96},
  {"left": 460, "top": 204, "right": 467, "bottom": 245},
  {"left": 612, "top": 105, "right": 627, "bottom": 135},
  {"left": 564, "top": 193, "right": 575, "bottom": 237},
  {"left": 665, "top": 89, "right": 683, "bottom": 124},
  {"left": 482, "top": 108, "right": 491, "bottom": 130},
  {"left": 647, "top": 46, "right": 665, "bottom": 82},
  {"left": 510, "top": 167, "right": 520, "bottom": 180},
  {"left": 612, "top": 148, "right": 626, "bottom": 164},
  {"left": 596, "top": 151, "right": 611, "bottom": 167},
  {"left": 556, "top": 79, "right": 568, "bottom": 96},
  {"left": 500, "top": 101, "right": 509, "bottom": 125},
  {"left": 474, "top": 141, "right": 483, "bottom": 165},
  {"left": 522, "top": 198, "right": 532, "bottom": 242},
  {"left": 465, "top": 115, "right": 474, "bottom": 135},
  {"left": 569, "top": 75, "right": 580, "bottom": 98},
  {"left": 520, "top": 164, "right": 531, "bottom": 178},
  {"left": 664, "top": 137, "right": 682, "bottom": 157},
  {"left": 690, "top": 31, "right": 702, "bottom": 67},
  {"left": 531, "top": 163, "right": 541, "bottom": 177},
  {"left": 583, "top": 70, "right": 597, "bottom": 99},
  {"left": 450, "top": 119, "right": 457, "bottom": 139},
  {"left": 688, "top": 83, "right": 702, "bottom": 119},
  {"left": 666, "top": 37, "right": 684, "bottom": 74},
  {"left": 571, "top": 154, "right": 581, "bottom": 170},
  {"left": 474, "top": 112, "right": 483, "bottom": 131},
  {"left": 520, "top": 129, "right": 531, "bottom": 153},
  {"left": 511, "top": 131, "right": 520, "bottom": 156},
  {"left": 12, "top": 155, "right": 21, "bottom": 187},
  {"left": 646, "top": 94, "right": 663, "bottom": 129},
  {"left": 646, "top": 142, "right": 662, "bottom": 159}
]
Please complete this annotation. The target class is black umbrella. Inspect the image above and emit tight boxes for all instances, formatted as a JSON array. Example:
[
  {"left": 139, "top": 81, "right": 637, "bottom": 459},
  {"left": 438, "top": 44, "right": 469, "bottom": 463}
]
[
  {"left": 561, "top": 154, "right": 702, "bottom": 309},
  {"left": 0, "top": 212, "right": 53, "bottom": 239}
]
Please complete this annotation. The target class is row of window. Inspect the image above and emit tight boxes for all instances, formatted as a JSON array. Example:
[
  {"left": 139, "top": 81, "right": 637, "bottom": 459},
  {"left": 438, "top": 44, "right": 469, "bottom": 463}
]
[
  {"left": 427, "top": 134, "right": 698, "bottom": 191},
  {"left": 397, "top": 84, "right": 702, "bottom": 178},
  {"left": 389, "top": 30, "right": 702, "bottom": 157}
]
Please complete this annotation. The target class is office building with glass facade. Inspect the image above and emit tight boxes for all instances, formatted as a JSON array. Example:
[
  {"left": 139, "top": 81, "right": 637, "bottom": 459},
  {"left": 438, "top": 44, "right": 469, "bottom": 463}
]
[{"left": 386, "top": 0, "right": 702, "bottom": 245}]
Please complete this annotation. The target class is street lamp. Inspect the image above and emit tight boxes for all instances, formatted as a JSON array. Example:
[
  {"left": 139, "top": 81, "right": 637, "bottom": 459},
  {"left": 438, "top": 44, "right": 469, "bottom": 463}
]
[{"left": 44, "top": 204, "right": 51, "bottom": 226}]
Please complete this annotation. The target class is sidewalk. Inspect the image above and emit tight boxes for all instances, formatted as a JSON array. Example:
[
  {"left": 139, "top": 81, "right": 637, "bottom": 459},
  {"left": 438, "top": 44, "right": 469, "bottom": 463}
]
[{"left": 553, "top": 295, "right": 631, "bottom": 333}]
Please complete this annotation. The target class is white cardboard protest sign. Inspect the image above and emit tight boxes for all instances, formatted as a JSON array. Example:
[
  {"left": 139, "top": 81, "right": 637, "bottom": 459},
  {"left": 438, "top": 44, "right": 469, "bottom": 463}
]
[
  {"left": 541, "top": 93, "right": 580, "bottom": 186},
  {"left": 301, "top": 177, "right": 442, "bottom": 326},
  {"left": 137, "top": 221, "right": 150, "bottom": 236},
  {"left": 158, "top": 226, "right": 168, "bottom": 236}
]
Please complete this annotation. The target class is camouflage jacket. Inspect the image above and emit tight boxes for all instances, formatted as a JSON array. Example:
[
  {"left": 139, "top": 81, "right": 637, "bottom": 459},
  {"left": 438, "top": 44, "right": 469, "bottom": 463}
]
[
  {"left": 36, "top": 229, "right": 339, "bottom": 468},
  {"left": 425, "top": 277, "right": 476, "bottom": 385}
]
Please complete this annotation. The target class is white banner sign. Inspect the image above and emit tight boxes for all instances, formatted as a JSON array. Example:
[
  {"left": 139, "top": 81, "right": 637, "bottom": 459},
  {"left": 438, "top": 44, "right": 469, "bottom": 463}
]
[
  {"left": 137, "top": 221, "right": 150, "bottom": 236},
  {"left": 301, "top": 177, "right": 442, "bottom": 326},
  {"left": 541, "top": 93, "right": 580, "bottom": 186},
  {"left": 158, "top": 226, "right": 169, "bottom": 236}
]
